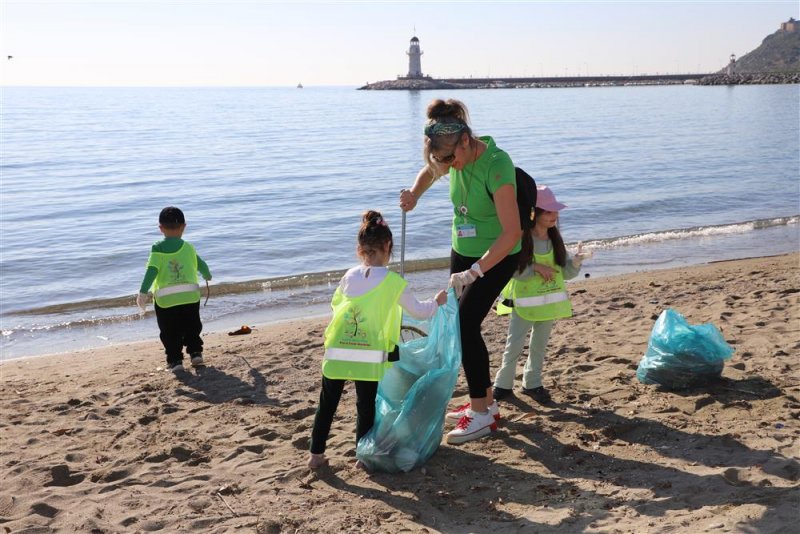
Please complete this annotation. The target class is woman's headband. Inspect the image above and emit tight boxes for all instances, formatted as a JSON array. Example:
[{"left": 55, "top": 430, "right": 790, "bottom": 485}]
[{"left": 424, "top": 121, "right": 466, "bottom": 136}]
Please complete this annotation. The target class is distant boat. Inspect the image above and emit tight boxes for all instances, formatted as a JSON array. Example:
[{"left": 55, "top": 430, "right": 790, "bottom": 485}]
[{"left": 297, "top": 82, "right": 303, "bottom": 89}]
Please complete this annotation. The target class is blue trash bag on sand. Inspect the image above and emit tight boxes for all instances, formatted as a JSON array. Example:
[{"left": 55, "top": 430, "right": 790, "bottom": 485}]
[
  {"left": 636, "top": 308, "right": 734, "bottom": 389},
  {"left": 355, "top": 289, "right": 461, "bottom": 473}
]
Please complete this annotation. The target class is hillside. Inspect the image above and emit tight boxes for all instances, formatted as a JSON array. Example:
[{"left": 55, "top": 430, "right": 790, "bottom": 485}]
[{"left": 727, "top": 23, "right": 800, "bottom": 73}]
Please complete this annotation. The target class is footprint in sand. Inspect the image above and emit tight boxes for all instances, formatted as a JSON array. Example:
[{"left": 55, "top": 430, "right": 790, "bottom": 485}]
[
  {"left": 44, "top": 464, "right": 85, "bottom": 487},
  {"left": 564, "top": 364, "right": 597, "bottom": 374},
  {"left": 249, "top": 428, "right": 281, "bottom": 441},
  {"left": 721, "top": 468, "right": 749, "bottom": 486},
  {"left": 291, "top": 435, "right": 311, "bottom": 450},
  {"left": 90, "top": 467, "right": 133, "bottom": 484},
  {"left": 31, "top": 502, "right": 60, "bottom": 518},
  {"left": 285, "top": 405, "right": 317, "bottom": 421},
  {"left": 138, "top": 414, "right": 158, "bottom": 425}
]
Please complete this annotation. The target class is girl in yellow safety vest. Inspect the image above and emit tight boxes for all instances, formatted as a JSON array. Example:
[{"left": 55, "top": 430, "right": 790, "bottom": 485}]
[
  {"left": 493, "top": 186, "right": 591, "bottom": 405},
  {"left": 308, "top": 210, "right": 447, "bottom": 470}
]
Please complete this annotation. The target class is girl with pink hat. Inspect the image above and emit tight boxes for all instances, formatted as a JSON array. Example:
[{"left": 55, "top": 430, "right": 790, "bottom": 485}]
[{"left": 493, "top": 185, "right": 591, "bottom": 404}]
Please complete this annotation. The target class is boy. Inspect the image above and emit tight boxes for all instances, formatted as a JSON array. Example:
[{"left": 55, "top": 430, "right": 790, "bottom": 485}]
[{"left": 137, "top": 206, "right": 212, "bottom": 372}]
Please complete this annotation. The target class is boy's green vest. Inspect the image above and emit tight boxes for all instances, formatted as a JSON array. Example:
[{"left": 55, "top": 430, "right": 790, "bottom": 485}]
[
  {"left": 497, "top": 247, "right": 572, "bottom": 321},
  {"left": 149, "top": 242, "right": 201, "bottom": 308},
  {"left": 322, "top": 271, "right": 407, "bottom": 381}
]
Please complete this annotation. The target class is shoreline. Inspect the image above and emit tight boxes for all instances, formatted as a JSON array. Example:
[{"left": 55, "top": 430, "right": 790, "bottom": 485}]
[
  {"left": 1, "top": 252, "right": 797, "bottom": 532},
  {"left": 2, "top": 248, "right": 798, "bottom": 362},
  {"left": 2, "top": 252, "right": 797, "bottom": 365}
]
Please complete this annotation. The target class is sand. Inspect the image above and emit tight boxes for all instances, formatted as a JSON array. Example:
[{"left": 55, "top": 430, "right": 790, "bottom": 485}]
[{"left": 1, "top": 253, "right": 798, "bottom": 533}]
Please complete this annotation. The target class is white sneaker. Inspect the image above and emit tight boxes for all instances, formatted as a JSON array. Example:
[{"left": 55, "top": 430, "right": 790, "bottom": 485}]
[
  {"left": 170, "top": 363, "right": 184, "bottom": 373},
  {"left": 445, "top": 400, "right": 500, "bottom": 424},
  {"left": 190, "top": 354, "right": 204, "bottom": 367},
  {"left": 446, "top": 409, "right": 497, "bottom": 444}
]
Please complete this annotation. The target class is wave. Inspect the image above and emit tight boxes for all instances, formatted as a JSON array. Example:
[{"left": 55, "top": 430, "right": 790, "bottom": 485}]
[
  {"left": 10, "top": 257, "right": 452, "bottom": 317},
  {"left": 578, "top": 215, "right": 799, "bottom": 250},
  {"left": 7, "top": 215, "right": 797, "bottom": 317}
]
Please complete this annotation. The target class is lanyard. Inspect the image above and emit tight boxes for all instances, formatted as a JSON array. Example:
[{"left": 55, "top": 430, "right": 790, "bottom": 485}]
[{"left": 457, "top": 158, "right": 477, "bottom": 219}]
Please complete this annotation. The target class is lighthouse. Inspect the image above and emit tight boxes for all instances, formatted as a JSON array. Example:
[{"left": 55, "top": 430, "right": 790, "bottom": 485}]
[
  {"left": 406, "top": 36, "right": 423, "bottom": 79},
  {"left": 726, "top": 53, "right": 736, "bottom": 76}
]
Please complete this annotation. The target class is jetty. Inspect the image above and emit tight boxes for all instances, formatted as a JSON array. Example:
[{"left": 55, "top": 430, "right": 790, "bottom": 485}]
[
  {"left": 359, "top": 73, "right": 709, "bottom": 90},
  {"left": 360, "top": 25, "right": 799, "bottom": 90}
]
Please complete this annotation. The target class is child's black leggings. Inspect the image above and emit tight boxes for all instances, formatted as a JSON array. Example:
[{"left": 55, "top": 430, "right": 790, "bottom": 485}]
[
  {"left": 451, "top": 250, "right": 519, "bottom": 399},
  {"left": 309, "top": 377, "right": 378, "bottom": 455}
]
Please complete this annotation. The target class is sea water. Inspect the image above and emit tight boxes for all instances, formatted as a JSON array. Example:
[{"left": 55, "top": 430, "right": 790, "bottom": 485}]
[{"left": 1, "top": 84, "right": 798, "bottom": 359}]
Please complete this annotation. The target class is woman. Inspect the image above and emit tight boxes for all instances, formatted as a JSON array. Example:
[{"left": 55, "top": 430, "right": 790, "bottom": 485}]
[{"left": 399, "top": 98, "right": 522, "bottom": 444}]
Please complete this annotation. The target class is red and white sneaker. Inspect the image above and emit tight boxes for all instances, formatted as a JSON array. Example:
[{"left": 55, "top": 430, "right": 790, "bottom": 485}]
[
  {"left": 446, "top": 409, "right": 498, "bottom": 444},
  {"left": 445, "top": 400, "right": 500, "bottom": 424}
]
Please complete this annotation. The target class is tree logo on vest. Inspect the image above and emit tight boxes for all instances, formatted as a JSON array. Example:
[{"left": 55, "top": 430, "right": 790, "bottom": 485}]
[
  {"left": 168, "top": 260, "right": 184, "bottom": 282},
  {"left": 342, "top": 306, "right": 370, "bottom": 347}
]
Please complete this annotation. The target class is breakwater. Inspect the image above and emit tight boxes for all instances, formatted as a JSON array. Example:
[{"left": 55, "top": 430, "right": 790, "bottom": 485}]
[
  {"left": 698, "top": 72, "right": 800, "bottom": 85},
  {"left": 359, "top": 73, "right": 709, "bottom": 90},
  {"left": 359, "top": 71, "right": 798, "bottom": 90}
]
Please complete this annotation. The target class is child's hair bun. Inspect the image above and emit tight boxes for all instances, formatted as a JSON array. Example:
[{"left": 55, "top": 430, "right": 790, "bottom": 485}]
[
  {"left": 362, "top": 210, "right": 383, "bottom": 227},
  {"left": 357, "top": 210, "right": 393, "bottom": 259}
]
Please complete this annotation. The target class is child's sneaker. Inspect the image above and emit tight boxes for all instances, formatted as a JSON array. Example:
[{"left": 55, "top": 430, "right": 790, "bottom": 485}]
[
  {"left": 445, "top": 409, "right": 497, "bottom": 444},
  {"left": 190, "top": 354, "right": 204, "bottom": 367},
  {"left": 169, "top": 363, "right": 184, "bottom": 373},
  {"left": 522, "top": 386, "right": 552, "bottom": 405},
  {"left": 445, "top": 400, "right": 500, "bottom": 424},
  {"left": 493, "top": 386, "right": 512, "bottom": 400}
]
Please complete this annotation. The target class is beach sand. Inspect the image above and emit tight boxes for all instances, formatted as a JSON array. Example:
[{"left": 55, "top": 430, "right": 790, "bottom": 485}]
[{"left": 1, "top": 253, "right": 798, "bottom": 533}]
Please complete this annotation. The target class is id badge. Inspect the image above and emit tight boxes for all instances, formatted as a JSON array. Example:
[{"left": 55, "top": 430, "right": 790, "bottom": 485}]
[{"left": 456, "top": 224, "right": 477, "bottom": 238}]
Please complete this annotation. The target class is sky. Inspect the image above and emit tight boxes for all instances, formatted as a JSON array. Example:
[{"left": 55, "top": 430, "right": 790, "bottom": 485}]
[{"left": 1, "top": 1, "right": 797, "bottom": 86}]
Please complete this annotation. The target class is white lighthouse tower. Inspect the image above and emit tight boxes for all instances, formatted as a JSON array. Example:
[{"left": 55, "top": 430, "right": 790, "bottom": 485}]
[
  {"left": 726, "top": 53, "right": 736, "bottom": 76},
  {"left": 406, "top": 36, "right": 423, "bottom": 78}
]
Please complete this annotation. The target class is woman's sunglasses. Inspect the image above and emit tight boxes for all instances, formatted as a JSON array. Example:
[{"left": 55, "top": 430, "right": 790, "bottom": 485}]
[{"left": 431, "top": 139, "right": 461, "bottom": 164}]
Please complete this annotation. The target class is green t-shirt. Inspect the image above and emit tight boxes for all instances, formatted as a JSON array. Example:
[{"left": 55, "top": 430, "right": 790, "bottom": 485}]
[{"left": 449, "top": 136, "right": 520, "bottom": 258}]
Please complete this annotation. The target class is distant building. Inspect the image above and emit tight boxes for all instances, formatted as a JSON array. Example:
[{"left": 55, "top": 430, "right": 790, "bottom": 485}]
[
  {"left": 406, "top": 36, "right": 424, "bottom": 79},
  {"left": 780, "top": 18, "right": 797, "bottom": 32},
  {"left": 726, "top": 54, "right": 736, "bottom": 76}
]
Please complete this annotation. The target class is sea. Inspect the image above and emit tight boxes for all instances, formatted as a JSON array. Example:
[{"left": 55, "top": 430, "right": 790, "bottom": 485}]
[{"left": 1, "top": 84, "right": 798, "bottom": 360}]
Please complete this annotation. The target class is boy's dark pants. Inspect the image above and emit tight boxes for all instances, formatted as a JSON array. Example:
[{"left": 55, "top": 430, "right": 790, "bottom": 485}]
[
  {"left": 309, "top": 377, "right": 378, "bottom": 455},
  {"left": 154, "top": 301, "right": 203, "bottom": 366}
]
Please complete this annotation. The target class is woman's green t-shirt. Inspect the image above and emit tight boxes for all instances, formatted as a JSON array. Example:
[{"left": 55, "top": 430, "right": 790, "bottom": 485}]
[{"left": 448, "top": 136, "right": 520, "bottom": 258}]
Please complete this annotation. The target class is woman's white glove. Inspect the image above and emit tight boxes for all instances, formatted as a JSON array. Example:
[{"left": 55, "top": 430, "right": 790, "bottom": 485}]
[
  {"left": 136, "top": 293, "right": 148, "bottom": 312},
  {"left": 448, "top": 269, "right": 478, "bottom": 298}
]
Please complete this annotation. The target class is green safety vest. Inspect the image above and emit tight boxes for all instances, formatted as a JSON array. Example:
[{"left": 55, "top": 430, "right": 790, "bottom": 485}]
[
  {"left": 148, "top": 242, "right": 201, "bottom": 308},
  {"left": 497, "top": 247, "right": 572, "bottom": 321},
  {"left": 322, "top": 271, "right": 407, "bottom": 381}
]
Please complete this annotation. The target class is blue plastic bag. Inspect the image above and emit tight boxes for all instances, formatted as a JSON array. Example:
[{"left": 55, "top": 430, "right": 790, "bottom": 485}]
[
  {"left": 636, "top": 308, "right": 734, "bottom": 389},
  {"left": 355, "top": 289, "right": 461, "bottom": 473}
]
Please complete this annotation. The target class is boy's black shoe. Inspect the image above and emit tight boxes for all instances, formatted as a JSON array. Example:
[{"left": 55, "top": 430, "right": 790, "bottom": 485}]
[
  {"left": 493, "top": 387, "right": 512, "bottom": 401},
  {"left": 522, "top": 386, "right": 552, "bottom": 405}
]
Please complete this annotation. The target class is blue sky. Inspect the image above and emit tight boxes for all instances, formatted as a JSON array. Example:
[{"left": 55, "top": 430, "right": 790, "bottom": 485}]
[{"left": 1, "top": 1, "right": 796, "bottom": 86}]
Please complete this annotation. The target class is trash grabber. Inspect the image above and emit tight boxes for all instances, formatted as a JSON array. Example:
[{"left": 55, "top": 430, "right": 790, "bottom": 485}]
[{"left": 400, "top": 209, "right": 406, "bottom": 278}]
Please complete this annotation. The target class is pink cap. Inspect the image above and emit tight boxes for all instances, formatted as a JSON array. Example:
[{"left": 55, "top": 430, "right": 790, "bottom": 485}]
[{"left": 536, "top": 185, "right": 567, "bottom": 211}]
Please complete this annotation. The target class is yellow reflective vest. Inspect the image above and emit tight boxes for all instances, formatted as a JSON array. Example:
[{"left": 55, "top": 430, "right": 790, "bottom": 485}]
[
  {"left": 497, "top": 247, "right": 572, "bottom": 321},
  {"left": 322, "top": 270, "right": 407, "bottom": 381},
  {"left": 148, "top": 242, "right": 201, "bottom": 308}
]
